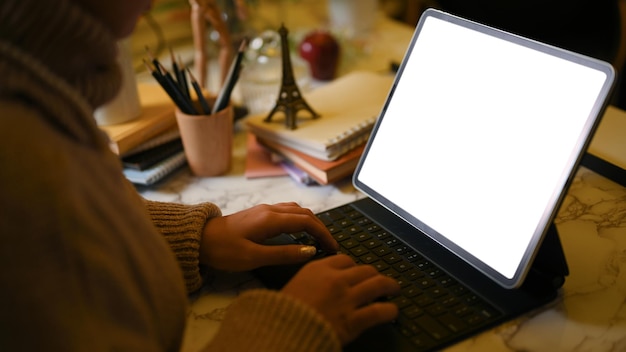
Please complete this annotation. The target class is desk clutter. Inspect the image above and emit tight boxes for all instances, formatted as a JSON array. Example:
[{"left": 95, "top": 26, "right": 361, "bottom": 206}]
[
  {"left": 244, "top": 71, "right": 395, "bottom": 185},
  {"left": 102, "top": 44, "right": 245, "bottom": 184},
  {"left": 99, "top": 84, "right": 186, "bottom": 186}
]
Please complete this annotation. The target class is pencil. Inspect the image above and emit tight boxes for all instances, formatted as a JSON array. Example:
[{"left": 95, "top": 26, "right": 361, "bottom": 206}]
[
  {"left": 187, "top": 67, "right": 211, "bottom": 115},
  {"left": 178, "top": 54, "right": 191, "bottom": 99},
  {"left": 212, "top": 39, "right": 247, "bottom": 114},
  {"left": 170, "top": 48, "right": 189, "bottom": 99},
  {"left": 157, "top": 62, "right": 198, "bottom": 115},
  {"left": 145, "top": 59, "right": 197, "bottom": 115},
  {"left": 145, "top": 46, "right": 161, "bottom": 74}
]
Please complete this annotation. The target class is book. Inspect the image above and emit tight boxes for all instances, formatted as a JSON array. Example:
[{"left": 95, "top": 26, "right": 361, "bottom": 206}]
[
  {"left": 123, "top": 150, "right": 187, "bottom": 186},
  {"left": 245, "top": 71, "right": 394, "bottom": 161},
  {"left": 121, "top": 138, "right": 184, "bottom": 171},
  {"left": 100, "top": 83, "right": 177, "bottom": 155},
  {"left": 244, "top": 133, "right": 288, "bottom": 179},
  {"left": 279, "top": 161, "right": 317, "bottom": 185},
  {"left": 122, "top": 127, "right": 180, "bottom": 157},
  {"left": 258, "top": 137, "right": 365, "bottom": 185},
  {"left": 582, "top": 105, "right": 626, "bottom": 186}
]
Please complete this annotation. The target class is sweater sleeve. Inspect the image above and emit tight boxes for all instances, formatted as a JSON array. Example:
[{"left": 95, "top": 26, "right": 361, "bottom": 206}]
[
  {"left": 143, "top": 199, "right": 222, "bottom": 293},
  {"left": 206, "top": 289, "right": 341, "bottom": 352}
]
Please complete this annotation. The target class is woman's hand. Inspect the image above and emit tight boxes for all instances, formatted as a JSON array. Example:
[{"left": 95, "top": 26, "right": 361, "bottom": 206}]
[
  {"left": 282, "top": 254, "right": 401, "bottom": 345},
  {"left": 200, "top": 202, "right": 339, "bottom": 271}
]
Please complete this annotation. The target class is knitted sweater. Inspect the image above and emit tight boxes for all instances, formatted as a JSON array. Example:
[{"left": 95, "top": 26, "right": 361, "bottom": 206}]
[{"left": 0, "top": 0, "right": 339, "bottom": 351}]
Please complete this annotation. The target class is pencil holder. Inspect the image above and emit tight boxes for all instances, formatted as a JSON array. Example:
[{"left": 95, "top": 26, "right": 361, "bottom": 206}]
[{"left": 175, "top": 98, "right": 233, "bottom": 177}]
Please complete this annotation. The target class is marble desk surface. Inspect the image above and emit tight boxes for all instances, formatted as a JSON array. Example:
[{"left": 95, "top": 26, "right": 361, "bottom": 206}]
[{"left": 139, "top": 125, "right": 626, "bottom": 352}]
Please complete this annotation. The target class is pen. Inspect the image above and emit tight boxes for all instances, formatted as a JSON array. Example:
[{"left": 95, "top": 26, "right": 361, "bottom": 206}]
[
  {"left": 211, "top": 39, "right": 247, "bottom": 114},
  {"left": 186, "top": 67, "right": 211, "bottom": 114}
]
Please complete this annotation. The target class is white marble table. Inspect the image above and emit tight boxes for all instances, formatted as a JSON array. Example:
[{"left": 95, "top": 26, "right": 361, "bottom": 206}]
[{"left": 139, "top": 123, "right": 626, "bottom": 351}]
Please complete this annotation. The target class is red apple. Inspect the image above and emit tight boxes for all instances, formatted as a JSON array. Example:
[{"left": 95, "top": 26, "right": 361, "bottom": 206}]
[{"left": 298, "top": 30, "right": 340, "bottom": 81}]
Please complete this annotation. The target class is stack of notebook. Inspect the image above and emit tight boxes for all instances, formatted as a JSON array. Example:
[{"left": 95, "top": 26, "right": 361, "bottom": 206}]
[
  {"left": 244, "top": 71, "right": 395, "bottom": 185},
  {"left": 119, "top": 128, "right": 186, "bottom": 186},
  {"left": 100, "top": 84, "right": 187, "bottom": 186}
]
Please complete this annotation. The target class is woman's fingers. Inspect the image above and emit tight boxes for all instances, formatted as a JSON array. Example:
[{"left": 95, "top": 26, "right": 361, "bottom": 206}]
[{"left": 250, "top": 203, "right": 339, "bottom": 252}]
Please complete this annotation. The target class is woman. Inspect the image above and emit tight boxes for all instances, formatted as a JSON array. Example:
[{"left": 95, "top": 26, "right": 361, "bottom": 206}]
[{"left": 0, "top": 0, "right": 400, "bottom": 350}]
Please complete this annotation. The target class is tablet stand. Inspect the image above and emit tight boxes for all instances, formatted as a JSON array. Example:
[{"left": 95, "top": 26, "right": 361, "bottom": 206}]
[{"left": 521, "top": 223, "right": 569, "bottom": 295}]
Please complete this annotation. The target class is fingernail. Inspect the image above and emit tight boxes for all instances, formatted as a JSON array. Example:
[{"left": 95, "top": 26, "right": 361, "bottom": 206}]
[{"left": 300, "top": 246, "right": 317, "bottom": 257}]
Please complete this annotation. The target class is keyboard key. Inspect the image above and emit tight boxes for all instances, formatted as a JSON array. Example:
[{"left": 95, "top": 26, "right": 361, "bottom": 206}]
[
  {"left": 405, "top": 252, "right": 423, "bottom": 262},
  {"left": 337, "top": 205, "right": 353, "bottom": 213},
  {"left": 396, "top": 277, "right": 411, "bottom": 288},
  {"left": 333, "top": 232, "right": 350, "bottom": 241},
  {"left": 426, "top": 304, "right": 447, "bottom": 316},
  {"left": 373, "top": 261, "right": 390, "bottom": 272},
  {"left": 426, "top": 268, "right": 444, "bottom": 278},
  {"left": 410, "top": 334, "right": 436, "bottom": 350},
  {"left": 345, "top": 226, "right": 361, "bottom": 235},
  {"left": 452, "top": 305, "right": 472, "bottom": 317},
  {"left": 346, "top": 210, "right": 363, "bottom": 220},
  {"left": 416, "top": 278, "right": 436, "bottom": 289},
  {"left": 394, "top": 246, "right": 409, "bottom": 255},
  {"left": 402, "top": 286, "right": 423, "bottom": 298},
  {"left": 381, "top": 268, "right": 400, "bottom": 278},
  {"left": 356, "top": 217, "right": 372, "bottom": 227},
  {"left": 337, "top": 219, "right": 353, "bottom": 228},
  {"left": 385, "top": 238, "right": 399, "bottom": 247},
  {"left": 404, "top": 269, "right": 425, "bottom": 281},
  {"left": 363, "top": 239, "right": 382, "bottom": 249},
  {"left": 327, "top": 225, "right": 341, "bottom": 234},
  {"left": 349, "top": 246, "right": 368, "bottom": 257},
  {"left": 464, "top": 294, "right": 480, "bottom": 305},
  {"left": 360, "top": 254, "right": 378, "bottom": 264},
  {"left": 373, "top": 231, "right": 391, "bottom": 240},
  {"left": 416, "top": 260, "right": 432, "bottom": 270},
  {"left": 438, "top": 313, "right": 468, "bottom": 333},
  {"left": 393, "top": 260, "right": 411, "bottom": 272},
  {"left": 354, "top": 232, "right": 371, "bottom": 241},
  {"left": 438, "top": 276, "right": 457, "bottom": 287},
  {"left": 441, "top": 296, "right": 461, "bottom": 308},
  {"left": 392, "top": 296, "right": 413, "bottom": 308},
  {"left": 415, "top": 315, "right": 451, "bottom": 340},
  {"left": 365, "top": 224, "right": 381, "bottom": 233},
  {"left": 373, "top": 246, "right": 392, "bottom": 256},
  {"left": 402, "top": 305, "right": 424, "bottom": 319},
  {"left": 397, "top": 317, "right": 422, "bottom": 337},
  {"left": 341, "top": 239, "right": 359, "bottom": 249},
  {"left": 427, "top": 286, "right": 448, "bottom": 298},
  {"left": 318, "top": 211, "right": 343, "bottom": 222},
  {"left": 449, "top": 284, "right": 468, "bottom": 297},
  {"left": 382, "top": 253, "right": 402, "bottom": 264}
]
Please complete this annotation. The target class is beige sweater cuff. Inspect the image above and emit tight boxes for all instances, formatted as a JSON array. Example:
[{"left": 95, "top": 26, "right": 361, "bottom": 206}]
[
  {"left": 144, "top": 199, "right": 221, "bottom": 293},
  {"left": 207, "top": 289, "right": 341, "bottom": 352}
]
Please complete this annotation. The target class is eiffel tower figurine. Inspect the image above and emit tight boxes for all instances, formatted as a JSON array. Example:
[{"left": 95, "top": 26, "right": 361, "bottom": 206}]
[{"left": 264, "top": 24, "right": 319, "bottom": 130}]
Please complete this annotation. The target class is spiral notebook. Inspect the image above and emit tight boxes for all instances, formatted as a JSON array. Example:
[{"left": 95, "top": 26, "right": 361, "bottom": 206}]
[
  {"left": 245, "top": 71, "right": 394, "bottom": 161},
  {"left": 122, "top": 138, "right": 184, "bottom": 171},
  {"left": 123, "top": 150, "right": 186, "bottom": 185}
]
